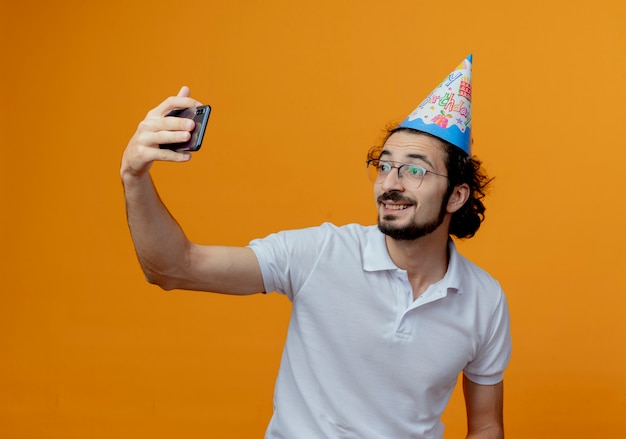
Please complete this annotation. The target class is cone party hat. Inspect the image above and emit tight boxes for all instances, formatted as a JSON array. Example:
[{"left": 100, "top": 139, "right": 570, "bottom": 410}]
[{"left": 398, "top": 54, "right": 473, "bottom": 154}]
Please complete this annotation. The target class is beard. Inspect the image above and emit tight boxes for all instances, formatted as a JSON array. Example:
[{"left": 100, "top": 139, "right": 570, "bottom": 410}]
[{"left": 377, "top": 191, "right": 449, "bottom": 241}]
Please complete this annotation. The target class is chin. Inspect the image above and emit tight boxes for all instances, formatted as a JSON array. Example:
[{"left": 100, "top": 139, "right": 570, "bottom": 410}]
[{"left": 377, "top": 217, "right": 444, "bottom": 241}]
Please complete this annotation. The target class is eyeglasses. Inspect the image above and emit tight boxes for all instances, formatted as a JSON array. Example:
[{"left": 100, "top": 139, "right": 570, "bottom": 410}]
[{"left": 366, "top": 159, "right": 448, "bottom": 188}]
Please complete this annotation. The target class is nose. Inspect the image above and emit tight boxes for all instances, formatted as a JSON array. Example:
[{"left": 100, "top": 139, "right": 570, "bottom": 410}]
[{"left": 380, "top": 168, "right": 404, "bottom": 192}]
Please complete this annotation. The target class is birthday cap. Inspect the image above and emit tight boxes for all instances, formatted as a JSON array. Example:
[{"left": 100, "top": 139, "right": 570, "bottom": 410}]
[{"left": 398, "top": 54, "right": 473, "bottom": 154}]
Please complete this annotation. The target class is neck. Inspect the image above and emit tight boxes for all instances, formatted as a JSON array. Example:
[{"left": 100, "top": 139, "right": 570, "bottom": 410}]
[{"left": 385, "top": 228, "right": 450, "bottom": 299}]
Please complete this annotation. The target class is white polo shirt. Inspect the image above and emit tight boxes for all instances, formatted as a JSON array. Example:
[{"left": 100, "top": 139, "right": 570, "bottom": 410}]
[{"left": 249, "top": 223, "right": 511, "bottom": 439}]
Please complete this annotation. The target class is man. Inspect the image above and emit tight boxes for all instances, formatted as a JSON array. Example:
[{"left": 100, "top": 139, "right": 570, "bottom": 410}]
[{"left": 121, "top": 55, "right": 511, "bottom": 438}]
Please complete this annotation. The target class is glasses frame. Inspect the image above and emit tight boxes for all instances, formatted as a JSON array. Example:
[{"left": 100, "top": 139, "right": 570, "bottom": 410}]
[{"left": 366, "top": 159, "right": 448, "bottom": 188}]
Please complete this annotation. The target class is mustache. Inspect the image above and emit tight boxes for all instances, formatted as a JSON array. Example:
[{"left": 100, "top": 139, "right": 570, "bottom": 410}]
[{"left": 378, "top": 192, "right": 415, "bottom": 204}]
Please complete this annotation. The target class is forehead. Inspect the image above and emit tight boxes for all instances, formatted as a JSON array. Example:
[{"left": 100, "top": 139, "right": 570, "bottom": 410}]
[{"left": 380, "top": 131, "right": 447, "bottom": 169}]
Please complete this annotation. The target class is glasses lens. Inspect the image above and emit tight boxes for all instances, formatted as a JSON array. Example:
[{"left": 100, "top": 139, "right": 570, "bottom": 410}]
[
  {"left": 404, "top": 164, "right": 426, "bottom": 178},
  {"left": 400, "top": 164, "right": 426, "bottom": 187},
  {"left": 367, "top": 161, "right": 426, "bottom": 187}
]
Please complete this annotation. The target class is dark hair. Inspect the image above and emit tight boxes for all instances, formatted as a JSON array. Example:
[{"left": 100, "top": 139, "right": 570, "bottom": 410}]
[{"left": 367, "top": 126, "right": 492, "bottom": 239}]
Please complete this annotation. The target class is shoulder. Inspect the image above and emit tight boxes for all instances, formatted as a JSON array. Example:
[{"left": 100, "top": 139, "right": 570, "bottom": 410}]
[
  {"left": 251, "top": 222, "right": 376, "bottom": 246},
  {"left": 449, "top": 243, "right": 506, "bottom": 310},
  {"left": 451, "top": 245, "right": 500, "bottom": 291},
  {"left": 248, "top": 223, "right": 379, "bottom": 266}
]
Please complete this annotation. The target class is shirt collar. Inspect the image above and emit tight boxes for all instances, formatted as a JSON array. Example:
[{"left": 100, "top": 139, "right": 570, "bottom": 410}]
[
  {"left": 363, "top": 227, "right": 398, "bottom": 272},
  {"left": 363, "top": 227, "right": 462, "bottom": 294},
  {"left": 443, "top": 239, "right": 462, "bottom": 293}
]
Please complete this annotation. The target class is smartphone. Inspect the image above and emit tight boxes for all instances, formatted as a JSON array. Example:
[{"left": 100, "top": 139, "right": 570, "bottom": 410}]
[{"left": 159, "top": 105, "right": 211, "bottom": 152}]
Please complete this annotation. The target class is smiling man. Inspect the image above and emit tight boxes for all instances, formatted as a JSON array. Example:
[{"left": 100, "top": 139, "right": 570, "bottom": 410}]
[
  {"left": 374, "top": 132, "right": 452, "bottom": 241},
  {"left": 121, "top": 55, "right": 511, "bottom": 438}
]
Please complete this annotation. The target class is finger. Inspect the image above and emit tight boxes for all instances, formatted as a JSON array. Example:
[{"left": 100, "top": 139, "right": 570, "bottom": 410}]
[
  {"left": 138, "top": 113, "right": 195, "bottom": 141},
  {"left": 132, "top": 144, "right": 193, "bottom": 166},
  {"left": 160, "top": 114, "right": 196, "bottom": 131},
  {"left": 154, "top": 148, "right": 193, "bottom": 163},
  {"left": 157, "top": 129, "right": 192, "bottom": 146},
  {"left": 135, "top": 126, "right": 191, "bottom": 148},
  {"left": 177, "top": 85, "right": 190, "bottom": 97},
  {"left": 148, "top": 96, "right": 199, "bottom": 117}
]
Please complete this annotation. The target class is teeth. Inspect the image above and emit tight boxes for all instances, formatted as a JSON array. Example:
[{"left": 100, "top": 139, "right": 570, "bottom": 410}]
[{"left": 384, "top": 204, "right": 409, "bottom": 210}]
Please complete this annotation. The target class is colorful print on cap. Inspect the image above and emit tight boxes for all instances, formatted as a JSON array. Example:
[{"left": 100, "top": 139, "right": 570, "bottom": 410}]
[{"left": 399, "top": 54, "right": 473, "bottom": 154}]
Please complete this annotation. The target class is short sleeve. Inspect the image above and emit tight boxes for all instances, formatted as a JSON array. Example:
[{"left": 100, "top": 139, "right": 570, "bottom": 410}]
[
  {"left": 248, "top": 225, "right": 331, "bottom": 301},
  {"left": 463, "top": 291, "right": 512, "bottom": 385}
]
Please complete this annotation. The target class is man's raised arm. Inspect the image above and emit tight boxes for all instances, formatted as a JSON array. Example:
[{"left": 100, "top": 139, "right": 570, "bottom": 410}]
[{"left": 120, "top": 87, "right": 264, "bottom": 295}]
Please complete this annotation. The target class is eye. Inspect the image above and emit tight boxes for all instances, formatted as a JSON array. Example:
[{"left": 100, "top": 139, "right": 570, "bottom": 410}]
[
  {"left": 405, "top": 165, "right": 426, "bottom": 177},
  {"left": 379, "top": 161, "right": 392, "bottom": 172}
]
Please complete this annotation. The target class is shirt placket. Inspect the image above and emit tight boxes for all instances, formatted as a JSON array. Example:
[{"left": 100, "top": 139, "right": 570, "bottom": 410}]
[{"left": 392, "top": 271, "right": 448, "bottom": 340}]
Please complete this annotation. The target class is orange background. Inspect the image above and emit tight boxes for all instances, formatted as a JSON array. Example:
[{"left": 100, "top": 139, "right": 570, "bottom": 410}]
[{"left": 2, "top": 0, "right": 625, "bottom": 437}]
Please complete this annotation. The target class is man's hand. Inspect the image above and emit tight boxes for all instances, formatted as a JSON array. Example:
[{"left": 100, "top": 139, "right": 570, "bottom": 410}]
[{"left": 120, "top": 86, "right": 202, "bottom": 181}]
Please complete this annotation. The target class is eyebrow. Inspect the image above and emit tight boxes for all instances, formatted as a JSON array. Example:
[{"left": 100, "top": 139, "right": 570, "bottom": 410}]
[{"left": 379, "top": 150, "right": 436, "bottom": 169}]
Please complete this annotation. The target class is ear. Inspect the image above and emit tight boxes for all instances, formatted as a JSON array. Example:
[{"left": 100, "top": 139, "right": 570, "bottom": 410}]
[{"left": 446, "top": 183, "right": 470, "bottom": 214}]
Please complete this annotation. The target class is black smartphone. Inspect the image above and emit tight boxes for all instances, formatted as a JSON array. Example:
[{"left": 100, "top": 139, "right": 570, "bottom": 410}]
[{"left": 159, "top": 105, "right": 211, "bottom": 152}]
